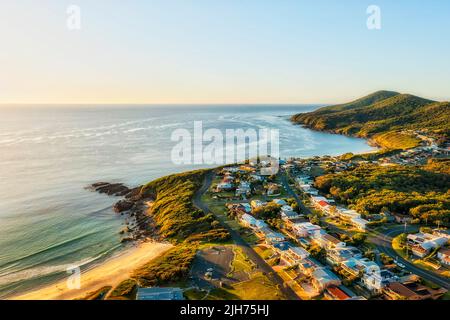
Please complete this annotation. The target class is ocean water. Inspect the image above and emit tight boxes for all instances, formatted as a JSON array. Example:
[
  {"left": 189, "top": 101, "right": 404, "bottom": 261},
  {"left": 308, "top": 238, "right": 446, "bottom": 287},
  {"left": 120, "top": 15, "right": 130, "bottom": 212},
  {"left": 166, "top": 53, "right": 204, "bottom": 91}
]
[{"left": 0, "top": 105, "right": 374, "bottom": 298}]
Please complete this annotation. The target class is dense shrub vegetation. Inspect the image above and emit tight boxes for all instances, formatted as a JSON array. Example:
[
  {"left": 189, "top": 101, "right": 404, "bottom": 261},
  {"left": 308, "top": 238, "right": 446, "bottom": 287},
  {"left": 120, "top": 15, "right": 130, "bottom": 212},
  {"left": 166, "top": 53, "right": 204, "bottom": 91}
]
[
  {"left": 315, "top": 164, "right": 450, "bottom": 224},
  {"left": 108, "top": 279, "right": 137, "bottom": 300},
  {"left": 132, "top": 244, "right": 198, "bottom": 287},
  {"left": 140, "top": 169, "right": 229, "bottom": 242}
]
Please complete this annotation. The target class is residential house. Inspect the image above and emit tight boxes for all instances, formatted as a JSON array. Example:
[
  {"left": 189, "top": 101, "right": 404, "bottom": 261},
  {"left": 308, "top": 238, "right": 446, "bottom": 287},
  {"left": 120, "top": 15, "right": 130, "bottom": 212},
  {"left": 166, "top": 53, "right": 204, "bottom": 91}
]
[
  {"left": 298, "top": 258, "right": 321, "bottom": 276},
  {"left": 250, "top": 200, "right": 266, "bottom": 210},
  {"left": 393, "top": 214, "right": 413, "bottom": 224},
  {"left": 216, "top": 182, "right": 233, "bottom": 192},
  {"left": 240, "top": 214, "right": 257, "bottom": 228},
  {"left": 281, "top": 210, "right": 300, "bottom": 221},
  {"left": 235, "top": 181, "right": 251, "bottom": 197},
  {"left": 310, "top": 196, "right": 328, "bottom": 206},
  {"left": 272, "top": 199, "right": 287, "bottom": 206},
  {"left": 311, "top": 268, "right": 342, "bottom": 292},
  {"left": 350, "top": 217, "right": 369, "bottom": 231},
  {"left": 271, "top": 241, "right": 291, "bottom": 255},
  {"left": 341, "top": 258, "right": 380, "bottom": 278},
  {"left": 407, "top": 232, "right": 449, "bottom": 257},
  {"left": 326, "top": 246, "right": 362, "bottom": 266},
  {"left": 282, "top": 246, "right": 310, "bottom": 265},
  {"left": 264, "top": 231, "right": 286, "bottom": 244},
  {"left": 267, "top": 183, "right": 281, "bottom": 196},
  {"left": 255, "top": 219, "right": 268, "bottom": 230},
  {"left": 362, "top": 269, "right": 398, "bottom": 293},
  {"left": 325, "top": 286, "right": 351, "bottom": 300},
  {"left": 384, "top": 281, "right": 447, "bottom": 300},
  {"left": 280, "top": 205, "right": 299, "bottom": 220},
  {"left": 313, "top": 232, "right": 346, "bottom": 250},
  {"left": 437, "top": 248, "right": 450, "bottom": 266},
  {"left": 240, "top": 203, "right": 252, "bottom": 214},
  {"left": 291, "top": 222, "right": 322, "bottom": 238},
  {"left": 136, "top": 287, "right": 184, "bottom": 300},
  {"left": 249, "top": 174, "right": 264, "bottom": 182}
]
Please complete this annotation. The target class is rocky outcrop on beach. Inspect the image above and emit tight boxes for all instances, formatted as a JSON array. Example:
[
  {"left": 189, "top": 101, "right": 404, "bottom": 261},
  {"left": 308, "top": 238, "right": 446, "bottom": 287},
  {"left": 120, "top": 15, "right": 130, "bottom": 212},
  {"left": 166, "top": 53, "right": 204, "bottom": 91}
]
[
  {"left": 88, "top": 182, "right": 132, "bottom": 196},
  {"left": 113, "top": 199, "right": 134, "bottom": 213},
  {"left": 88, "top": 181, "right": 162, "bottom": 243}
]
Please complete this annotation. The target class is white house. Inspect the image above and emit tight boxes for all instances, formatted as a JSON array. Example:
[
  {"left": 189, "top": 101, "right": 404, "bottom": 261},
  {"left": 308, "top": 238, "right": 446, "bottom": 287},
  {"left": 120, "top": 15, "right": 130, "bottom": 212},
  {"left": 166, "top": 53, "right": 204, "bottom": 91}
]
[
  {"left": 350, "top": 217, "right": 369, "bottom": 231},
  {"left": 311, "top": 268, "right": 341, "bottom": 292},
  {"left": 240, "top": 214, "right": 257, "bottom": 228},
  {"left": 272, "top": 199, "right": 287, "bottom": 206},
  {"left": 239, "top": 203, "right": 252, "bottom": 213},
  {"left": 291, "top": 222, "right": 322, "bottom": 238},
  {"left": 216, "top": 182, "right": 233, "bottom": 191},
  {"left": 408, "top": 232, "right": 449, "bottom": 257},
  {"left": 341, "top": 258, "right": 380, "bottom": 278},
  {"left": 437, "top": 248, "right": 450, "bottom": 266},
  {"left": 313, "top": 232, "right": 346, "bottom": 250},
  {"left": 236, "top": 181, "right": 251, "bottom": 196},
  {"left": 282, "top": 246, "right": 310, "bottom": 265},
  {"left": 250, "top": 200, "right": 266, "bottom": 209}
]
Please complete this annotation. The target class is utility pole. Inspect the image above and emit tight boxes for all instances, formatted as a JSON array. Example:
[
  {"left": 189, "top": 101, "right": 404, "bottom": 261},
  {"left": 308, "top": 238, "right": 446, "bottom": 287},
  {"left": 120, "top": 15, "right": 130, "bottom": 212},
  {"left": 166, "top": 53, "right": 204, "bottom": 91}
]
[{"left": 404, "top": 221, "right": 408, "bottom": 258}]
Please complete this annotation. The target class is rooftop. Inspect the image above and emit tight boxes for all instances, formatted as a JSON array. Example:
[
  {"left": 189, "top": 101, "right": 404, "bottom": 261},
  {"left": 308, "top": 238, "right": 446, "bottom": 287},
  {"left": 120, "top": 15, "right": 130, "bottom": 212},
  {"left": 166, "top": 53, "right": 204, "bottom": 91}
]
[{"left": 136, "top": 287, "right": 184, "bottom": 300}]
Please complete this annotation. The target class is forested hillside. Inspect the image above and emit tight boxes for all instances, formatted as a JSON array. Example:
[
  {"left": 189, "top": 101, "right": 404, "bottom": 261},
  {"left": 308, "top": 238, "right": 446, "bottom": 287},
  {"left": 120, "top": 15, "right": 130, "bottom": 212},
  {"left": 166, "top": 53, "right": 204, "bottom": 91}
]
[{"left": 291, "top": 91, "right": 450, "bottom": 149}]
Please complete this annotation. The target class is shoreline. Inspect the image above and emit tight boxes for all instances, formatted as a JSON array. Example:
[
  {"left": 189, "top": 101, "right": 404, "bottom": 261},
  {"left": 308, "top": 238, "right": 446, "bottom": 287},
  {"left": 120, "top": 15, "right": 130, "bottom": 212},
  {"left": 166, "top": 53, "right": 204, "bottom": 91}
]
[
  {"left": 2, "top": 110, "right": 378, "bottom": 300},
  {"left": 10, "top": 240, "right": 172, "bottom": 300}
]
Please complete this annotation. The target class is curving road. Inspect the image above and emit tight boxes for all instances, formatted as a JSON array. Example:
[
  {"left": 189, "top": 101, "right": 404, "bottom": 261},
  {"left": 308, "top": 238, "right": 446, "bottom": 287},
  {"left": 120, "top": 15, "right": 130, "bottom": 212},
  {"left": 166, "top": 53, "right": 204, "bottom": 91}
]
[
  {"left": 193, "top": 171, "right": 301, "bottom": 300},
  {"left": 369, "top": 225, "right": 450, "bottom": 290},
  {"left": 281, "top": 170, "right": 450, "bottom": 290}
]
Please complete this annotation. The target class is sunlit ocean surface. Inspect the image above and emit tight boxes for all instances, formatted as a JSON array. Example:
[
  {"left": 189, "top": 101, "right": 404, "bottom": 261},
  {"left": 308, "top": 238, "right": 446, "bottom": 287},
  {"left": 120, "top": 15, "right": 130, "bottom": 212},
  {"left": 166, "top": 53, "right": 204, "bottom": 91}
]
[{"left": 0, "top": 105, "right": 374, "bottom": 298}]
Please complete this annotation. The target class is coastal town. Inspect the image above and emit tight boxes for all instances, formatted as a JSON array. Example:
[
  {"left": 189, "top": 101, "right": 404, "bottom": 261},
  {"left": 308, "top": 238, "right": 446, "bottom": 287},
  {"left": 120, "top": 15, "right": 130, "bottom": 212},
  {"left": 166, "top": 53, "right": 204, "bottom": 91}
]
[
  {"left": 172, "top": 131, "right": 449, "bottom": 301},
  {"left": 79, "top": 129, "right": 450, "bottom": 301}
]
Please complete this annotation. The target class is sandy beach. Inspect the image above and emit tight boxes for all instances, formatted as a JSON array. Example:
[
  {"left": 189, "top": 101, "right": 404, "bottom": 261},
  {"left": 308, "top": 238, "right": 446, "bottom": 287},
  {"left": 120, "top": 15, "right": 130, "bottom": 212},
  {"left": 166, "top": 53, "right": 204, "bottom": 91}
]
[{"left": 11, "top": 241, "right": 173, "bottom": 300}]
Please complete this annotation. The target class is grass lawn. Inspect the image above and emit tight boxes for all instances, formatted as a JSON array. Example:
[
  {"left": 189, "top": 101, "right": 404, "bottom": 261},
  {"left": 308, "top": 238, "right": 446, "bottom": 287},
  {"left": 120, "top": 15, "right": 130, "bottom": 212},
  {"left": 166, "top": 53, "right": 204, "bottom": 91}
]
[
  {"left": 225, "top": 272, "right": 286, "bottom": 300},
  {"left": 184, "top": 288, "right": 208, "bottom": 300},
  {"left": 241, "top": 231, "right": 259, "bottom": 244},
  {"left": 441, "top": 291, "right": 450, "bottom": 300},
  {"left": 392, "top": 234, "right": 408, "bottom": 259},
  {"left": 229, "top": 246, "right": 255, "bottom": 274},
  {"left": 253, "top": 246, "right": 275, "bottom": 260}
]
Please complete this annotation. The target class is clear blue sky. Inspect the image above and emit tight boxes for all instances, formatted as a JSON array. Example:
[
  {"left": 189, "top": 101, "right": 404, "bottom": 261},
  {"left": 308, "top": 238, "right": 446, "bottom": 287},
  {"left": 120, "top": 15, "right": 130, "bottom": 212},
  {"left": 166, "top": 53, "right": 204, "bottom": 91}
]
[{"left": 1, "top": 0, "right": 449, "bottom": 104}]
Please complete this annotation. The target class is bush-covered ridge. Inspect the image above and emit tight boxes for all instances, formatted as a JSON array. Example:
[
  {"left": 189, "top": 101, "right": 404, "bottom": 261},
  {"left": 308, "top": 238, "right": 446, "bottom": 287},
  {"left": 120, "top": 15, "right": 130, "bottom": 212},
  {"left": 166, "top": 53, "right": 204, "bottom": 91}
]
[
  {"left": 291, "top": 91, "right": 449, "bottom": 149},
  {"left": 314, "top": 162, "right": 450, "bottom": 224},
  {"left": 140, "top": 169, "right": 229, "bottom": 242}
]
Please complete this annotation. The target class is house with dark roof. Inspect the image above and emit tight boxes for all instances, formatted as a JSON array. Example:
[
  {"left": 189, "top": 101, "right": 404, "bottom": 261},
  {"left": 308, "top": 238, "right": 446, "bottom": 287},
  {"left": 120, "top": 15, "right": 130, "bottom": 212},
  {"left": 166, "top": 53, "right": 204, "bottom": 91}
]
[{"left": 384, "top": 281, "right": 447, "bottom": 300}]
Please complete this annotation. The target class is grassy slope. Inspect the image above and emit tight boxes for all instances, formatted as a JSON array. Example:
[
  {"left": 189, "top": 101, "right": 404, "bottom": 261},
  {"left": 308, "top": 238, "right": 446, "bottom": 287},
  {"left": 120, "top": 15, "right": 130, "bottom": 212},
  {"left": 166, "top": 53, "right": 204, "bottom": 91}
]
[
  {"left": 291, "top": 91, "right": 449, "bottom": 149},
  {"left": 140, "top": 169, "right": 229, "bottom": 242},
  {"left": 107, "top": 170, "right": 231, "bottom": 299}
]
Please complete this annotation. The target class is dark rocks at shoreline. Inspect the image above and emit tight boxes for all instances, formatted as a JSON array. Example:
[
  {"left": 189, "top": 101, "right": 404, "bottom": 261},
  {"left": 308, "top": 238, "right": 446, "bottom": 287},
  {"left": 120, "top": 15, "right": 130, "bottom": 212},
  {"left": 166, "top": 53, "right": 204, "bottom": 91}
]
[
  {"left": 87, "top": 182, "right": 161, "bottom": 243},
  {"left": 88, "top": 182, "right": 132, "bottom": 197},
  {"left": 88, "top": 181, "right": 161, "bottom": 243},
  {"left": 113, "top": 200, "right": 134, "bottom": 213}
]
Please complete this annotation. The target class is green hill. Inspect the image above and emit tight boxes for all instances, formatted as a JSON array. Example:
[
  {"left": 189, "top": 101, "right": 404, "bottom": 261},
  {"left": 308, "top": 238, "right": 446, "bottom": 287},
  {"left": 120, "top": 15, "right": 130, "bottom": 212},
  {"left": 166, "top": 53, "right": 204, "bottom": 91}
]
[{"left": 291, "top": 91, "right": 450, "bottom": 149}]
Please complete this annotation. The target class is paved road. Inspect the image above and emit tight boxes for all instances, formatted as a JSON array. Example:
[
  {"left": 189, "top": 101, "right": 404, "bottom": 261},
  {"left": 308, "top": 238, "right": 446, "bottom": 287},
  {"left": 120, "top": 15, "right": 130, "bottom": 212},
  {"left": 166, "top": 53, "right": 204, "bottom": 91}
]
[
  {"left": 369, "top": 225, "right": 450, "bottom": 290},
  {"left": 281, "top": 170, "right": 450, "bottom": 290},
  {"left": 279, "top": 171, "right": 313, "bottom": 216},
  {"left": 193, "top": 171, "right": 301, "bottom": 300}
]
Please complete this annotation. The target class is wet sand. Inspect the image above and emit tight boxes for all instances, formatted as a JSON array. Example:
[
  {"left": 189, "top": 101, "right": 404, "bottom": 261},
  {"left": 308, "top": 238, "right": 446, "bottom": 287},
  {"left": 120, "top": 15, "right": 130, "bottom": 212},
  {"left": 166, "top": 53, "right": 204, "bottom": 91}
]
[{"left": 10, "top": 241, "right": 172, "bottom": 300}]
